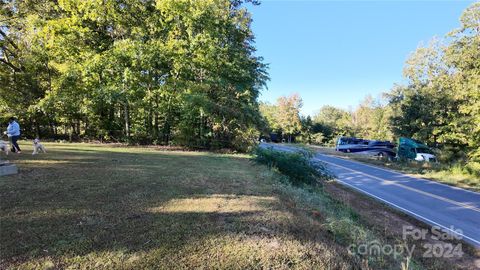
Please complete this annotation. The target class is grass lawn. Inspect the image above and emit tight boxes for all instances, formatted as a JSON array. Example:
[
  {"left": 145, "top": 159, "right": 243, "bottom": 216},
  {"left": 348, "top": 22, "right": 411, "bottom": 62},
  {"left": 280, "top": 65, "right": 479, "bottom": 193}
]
[
  {"left": 307, "top": 145, "right": 480, "bottom": 192},
  {"left": 0, "top": 142, "right": 476, "bottom": 269},
  {"left": 0, "top": 142, "right": 357, "bottom": 269}
]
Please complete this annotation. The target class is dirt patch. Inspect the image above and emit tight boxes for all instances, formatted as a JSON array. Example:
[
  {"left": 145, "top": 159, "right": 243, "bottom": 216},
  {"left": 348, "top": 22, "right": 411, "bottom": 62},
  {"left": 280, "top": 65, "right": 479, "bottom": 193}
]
[{"left": 325, "top": 181, "right": 480, "bottom": 270}]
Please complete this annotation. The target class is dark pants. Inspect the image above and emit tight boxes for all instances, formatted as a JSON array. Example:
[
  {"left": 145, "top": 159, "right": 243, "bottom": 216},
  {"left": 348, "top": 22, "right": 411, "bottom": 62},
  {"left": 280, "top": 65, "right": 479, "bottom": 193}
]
[{"left": 9, "top": 135, "right": 21, "bottom": 152}]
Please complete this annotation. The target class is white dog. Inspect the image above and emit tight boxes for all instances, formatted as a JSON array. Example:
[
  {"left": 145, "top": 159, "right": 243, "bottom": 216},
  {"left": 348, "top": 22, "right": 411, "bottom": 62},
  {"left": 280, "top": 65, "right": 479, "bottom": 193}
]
[
  {"left": 0, "top": 140, "right": 9, "bottom": 155},
  {"left": 32, "top": 138, "right": 47, "bottom": 155}
]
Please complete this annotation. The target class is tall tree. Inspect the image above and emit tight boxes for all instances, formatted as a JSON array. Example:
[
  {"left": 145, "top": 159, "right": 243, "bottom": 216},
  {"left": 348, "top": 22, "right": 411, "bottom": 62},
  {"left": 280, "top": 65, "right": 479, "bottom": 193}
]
[
  {"left": 387, "top": 2, "right": 479, "bottom": 165},
  {"left": 445, "top": 2, "right": 480, "bottom": 161},
  {"left": 0, "top": 0, "right": 268, "bottom": 150},
  {"left": 276, "top": 93, "right": 302, "bottom": 143}
]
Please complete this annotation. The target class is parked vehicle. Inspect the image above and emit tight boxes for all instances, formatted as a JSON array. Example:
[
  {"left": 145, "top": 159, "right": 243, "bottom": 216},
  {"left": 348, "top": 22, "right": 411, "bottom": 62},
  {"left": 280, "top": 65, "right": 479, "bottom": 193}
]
[
  {"left": 397, "top": 137, "right": 437, "bottom": 162},
  {"left": 336, "top": 136, "right": 437, "bottom": 162},
  {"left": 269, "top": 133, "right": 281, "bottom": 143},
  {"left": 335, "top": 137, "right": 368, "bottom": 152},
  {"left": 336, "top": 137, "right": 396, "bottom": 158}
]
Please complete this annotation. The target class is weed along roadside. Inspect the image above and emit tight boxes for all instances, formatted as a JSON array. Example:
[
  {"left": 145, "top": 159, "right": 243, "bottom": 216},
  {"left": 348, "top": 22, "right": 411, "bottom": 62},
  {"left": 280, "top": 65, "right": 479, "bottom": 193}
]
[{"left": 253, "top": 146, "right": 480, "bottom": 270}]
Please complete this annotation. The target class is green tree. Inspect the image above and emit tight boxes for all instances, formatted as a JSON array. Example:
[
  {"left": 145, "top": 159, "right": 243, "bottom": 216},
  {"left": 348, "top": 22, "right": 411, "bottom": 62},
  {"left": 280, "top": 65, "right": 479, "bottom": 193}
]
[
  {"left": 0, "top": 0, "right": 268, "bottom": 151},
  {"left": 259, "top": 102, "right": 280, "bottom": 132},
  {"left": 313, "top": 105, "right": 352, "bottom": 141},
  {"left": 299, "top": 115, "right": 314, "bottom": 144},
  {"left": 387, "top": 2, "right": 479, "bottom": 166},
  {"left": 352, "top": 95, "right": 393, "bottom": 140},
  {"left": 276, "top": 93, "right": 303, "bottom": 143}
]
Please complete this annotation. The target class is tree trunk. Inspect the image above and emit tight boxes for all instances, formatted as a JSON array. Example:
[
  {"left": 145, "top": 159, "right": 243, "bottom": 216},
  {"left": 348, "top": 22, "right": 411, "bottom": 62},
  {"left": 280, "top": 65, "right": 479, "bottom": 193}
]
[
  {"left": 76, "top": 120, "right": 81, "bottom": 136},
  {"left": 84, "top": 117, "right": 89, "bottom": 137},
  {"left": 154, "top": 95, "right": 159, "bottom": 140},
  {"left": 124, "top": 100, "right": 130, "bottom": 141},
  {"left": 154, "top": 112, "right": 159, "bottom": 140},
  {"left": 35, "top": 120, "right": 41, "bottom": 139},
  {"left": 147, "top": 106, "right": 153, "bottom": 135}
]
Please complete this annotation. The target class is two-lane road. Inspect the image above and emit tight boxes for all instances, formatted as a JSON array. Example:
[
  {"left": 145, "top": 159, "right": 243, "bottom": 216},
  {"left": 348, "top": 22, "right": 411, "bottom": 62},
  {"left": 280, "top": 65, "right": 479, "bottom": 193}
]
[{"left": 264, "top": 143, "right": 480, "bottom": 248}]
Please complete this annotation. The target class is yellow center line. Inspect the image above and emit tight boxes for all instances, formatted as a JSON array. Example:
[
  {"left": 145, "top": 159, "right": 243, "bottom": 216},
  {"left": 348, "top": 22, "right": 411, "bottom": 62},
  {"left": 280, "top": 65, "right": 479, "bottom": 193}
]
[{"left": 318, "top": 159, "right": 480, "bottom": 213}]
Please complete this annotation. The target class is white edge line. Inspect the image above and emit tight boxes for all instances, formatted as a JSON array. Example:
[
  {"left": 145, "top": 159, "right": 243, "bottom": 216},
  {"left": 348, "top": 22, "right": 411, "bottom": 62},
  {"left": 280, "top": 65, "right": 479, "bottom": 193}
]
[
  {"left": 317, "top": 152, "right": 480, "bottom": 196},
  {"left": 334, "top": 178, "right": 480, "bottom": 247},
  {"left": 272, "top": 144, "right": 479, "bottom": 198},
  {"left": 266, "top": 144, "right": 480, "bottom": 247},
  {"left": 265, "top": 144, "right": 480, "bottom": 246},
  {"left": 317, "top": 158, "right": 480, "bottom": 213}
]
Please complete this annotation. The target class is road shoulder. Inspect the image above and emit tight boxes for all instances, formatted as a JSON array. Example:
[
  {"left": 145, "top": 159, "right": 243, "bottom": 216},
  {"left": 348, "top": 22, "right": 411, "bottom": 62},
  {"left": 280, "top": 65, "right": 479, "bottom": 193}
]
[{"left": 324, "top": 181, "right": 480, "bottom": 269}]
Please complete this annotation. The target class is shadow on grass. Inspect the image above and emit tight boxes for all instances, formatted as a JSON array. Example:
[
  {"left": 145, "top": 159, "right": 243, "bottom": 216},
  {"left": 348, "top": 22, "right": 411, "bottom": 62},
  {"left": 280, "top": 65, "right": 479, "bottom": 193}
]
[{"left": 0, "top": 145, "right": 355, "bottom": 268}]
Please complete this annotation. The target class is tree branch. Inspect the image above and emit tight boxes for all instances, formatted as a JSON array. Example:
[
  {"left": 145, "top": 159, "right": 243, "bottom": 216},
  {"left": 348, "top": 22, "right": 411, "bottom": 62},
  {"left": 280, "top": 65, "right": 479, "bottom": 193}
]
[
  {"left": 0, "top": 57, "right": 21, "bottom": 72},
  {"left": 0, "top": 29, "right": 19, "bottom": 50}
]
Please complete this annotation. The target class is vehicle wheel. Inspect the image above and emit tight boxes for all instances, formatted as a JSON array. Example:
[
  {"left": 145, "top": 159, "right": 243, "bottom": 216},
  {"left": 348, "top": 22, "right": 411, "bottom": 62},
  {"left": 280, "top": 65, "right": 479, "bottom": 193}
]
[
  {"left": 346, "top": 149, "right": 351, "bottom": 153},
  {"left": 378, "top": 152, "right": 386, "bottom": 160}
]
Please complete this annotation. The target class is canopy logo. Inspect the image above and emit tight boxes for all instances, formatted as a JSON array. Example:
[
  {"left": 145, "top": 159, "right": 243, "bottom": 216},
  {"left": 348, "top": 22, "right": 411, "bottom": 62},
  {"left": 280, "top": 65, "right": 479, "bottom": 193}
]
[{"left": 348, "top": 225, "right": 464, "bottom": 259}]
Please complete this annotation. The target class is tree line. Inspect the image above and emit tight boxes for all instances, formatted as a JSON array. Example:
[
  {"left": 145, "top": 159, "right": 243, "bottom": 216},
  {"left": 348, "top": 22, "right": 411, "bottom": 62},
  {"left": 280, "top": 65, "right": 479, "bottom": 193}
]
[
  {"left": 1, "top": 0, "right": 478, "bottom": 161},
  {"left": 260, "top": 2, "right": 479, "bottom": 168},
  {"left": 259, "top": 94, "right": 392, "bottom": 145},
  {"left": 0, "top": 0, "right": 267, "bottom": 151}
]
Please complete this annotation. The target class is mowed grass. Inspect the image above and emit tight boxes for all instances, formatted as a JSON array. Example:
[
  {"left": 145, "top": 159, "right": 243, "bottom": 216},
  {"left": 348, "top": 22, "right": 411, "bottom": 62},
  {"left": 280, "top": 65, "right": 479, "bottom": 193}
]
[{"left": 1, "top": 142, "right": 367, "bottom": 269}]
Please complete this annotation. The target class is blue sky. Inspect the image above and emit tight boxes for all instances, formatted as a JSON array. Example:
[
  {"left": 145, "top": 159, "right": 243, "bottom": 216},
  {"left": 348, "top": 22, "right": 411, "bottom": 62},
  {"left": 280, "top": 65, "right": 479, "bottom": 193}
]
[{"left": 249, "top": 0, "right": 475, "bottom": 116}]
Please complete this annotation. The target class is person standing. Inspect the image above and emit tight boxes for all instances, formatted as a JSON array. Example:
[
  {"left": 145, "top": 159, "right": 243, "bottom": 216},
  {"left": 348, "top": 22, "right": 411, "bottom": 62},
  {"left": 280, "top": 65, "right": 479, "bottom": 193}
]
[{"left": 6, "top": 117, "right": 21, "bottom": 154}]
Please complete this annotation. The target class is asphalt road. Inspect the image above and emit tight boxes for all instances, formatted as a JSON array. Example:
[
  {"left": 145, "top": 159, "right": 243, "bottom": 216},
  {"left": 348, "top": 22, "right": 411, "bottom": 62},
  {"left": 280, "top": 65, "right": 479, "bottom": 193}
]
[{"left": 263, "top": 143, "right": 480, "bottom": 248}]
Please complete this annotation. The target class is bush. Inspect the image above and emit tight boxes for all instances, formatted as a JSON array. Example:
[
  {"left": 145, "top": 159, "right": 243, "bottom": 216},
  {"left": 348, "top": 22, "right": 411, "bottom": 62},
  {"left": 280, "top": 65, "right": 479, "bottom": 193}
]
[
  {"left": 465, "top": 162, "right": 480, "bottom": 177},
  {"left": 311, "top": 132, "right": 325, "bottom": 145},
  {"left": 434, "top": 145, "right": 468, "bottom": 164},
  {"left": 253, "top": 146, "right": 332, "bottom": 185},
  {"left": 231, "top": 127, "right": 260, "bottom": 152}
]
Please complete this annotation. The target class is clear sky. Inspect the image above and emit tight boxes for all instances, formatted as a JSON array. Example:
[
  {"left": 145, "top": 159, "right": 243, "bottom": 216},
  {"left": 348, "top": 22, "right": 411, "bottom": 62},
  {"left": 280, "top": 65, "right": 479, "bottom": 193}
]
[{"left": 249, "top": 0, "right": 475, "bottom": 116}]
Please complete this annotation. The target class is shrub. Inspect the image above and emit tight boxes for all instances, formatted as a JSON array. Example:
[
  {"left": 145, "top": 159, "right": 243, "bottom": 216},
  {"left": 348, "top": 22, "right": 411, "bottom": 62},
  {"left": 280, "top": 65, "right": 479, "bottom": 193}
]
[
  {"left": 463, "top": 161, "right": 480, "bottom": 177},
  {"left": 311, "top": 132, "right": 325, "bottom": 145},
  {"left": 253, "top": 146, "right": 332, "bottom": 185},
  {"left": 434, "top": 145, "right": 468, "bottom": 164},
  {"left": 231, "top": 127, "right": 260, "bottom": 152}
]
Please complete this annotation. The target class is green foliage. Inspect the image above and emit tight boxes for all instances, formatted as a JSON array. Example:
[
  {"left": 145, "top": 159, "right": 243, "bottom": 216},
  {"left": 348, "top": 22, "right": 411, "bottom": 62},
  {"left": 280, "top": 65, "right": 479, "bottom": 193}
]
[
  {"left": 310, "top": 98, "right": 392, "bottom": 143},
  {"left": 465, "top": 161, "right": 480, "bottom": 178},
  {"left": 276, "top": 93, "right": 303, "bottom": 142},
  {"left": 388, "top": 2, "right": 479, "bottom": 167},
  {"left": 260, "top": 93, "right": 392, "bottom": 145},
  {"left": 259, "top": 102, "right": 280, "bottom": 132},
  {"left": 311, "top": 132, "right": 325, "bottom": 145},
  {"left": 253, "top": 147, "right": 332, "bottom": 185},
  {"left": 259, "top": 93, "right": 303, "bottom": 142},
  {"left": 0, "top": 0, "right": 268, "bottom": 151}
]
